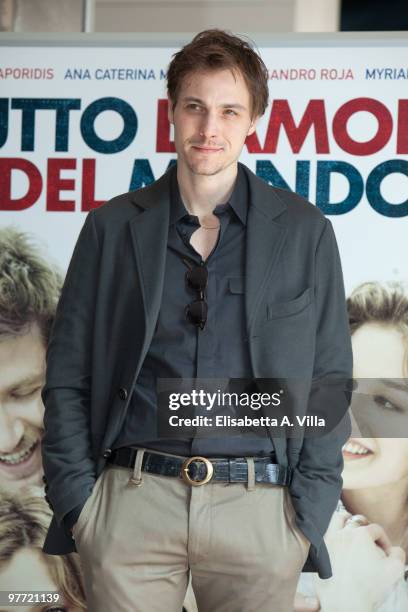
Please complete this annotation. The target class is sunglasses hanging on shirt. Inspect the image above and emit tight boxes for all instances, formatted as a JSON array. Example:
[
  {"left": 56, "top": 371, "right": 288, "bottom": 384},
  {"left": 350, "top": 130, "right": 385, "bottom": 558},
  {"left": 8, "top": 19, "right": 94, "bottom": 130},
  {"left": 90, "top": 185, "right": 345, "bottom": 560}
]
[{"left": 182, "top": 257, "right": 208, "bottom": 330}]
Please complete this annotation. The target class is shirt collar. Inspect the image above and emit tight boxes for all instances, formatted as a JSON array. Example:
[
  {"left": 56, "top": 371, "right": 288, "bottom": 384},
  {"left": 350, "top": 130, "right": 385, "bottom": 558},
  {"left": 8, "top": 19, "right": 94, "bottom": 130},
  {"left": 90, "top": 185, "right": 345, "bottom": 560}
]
[{"left": 169, "top": 163, "right": 248, "bottom": 226}]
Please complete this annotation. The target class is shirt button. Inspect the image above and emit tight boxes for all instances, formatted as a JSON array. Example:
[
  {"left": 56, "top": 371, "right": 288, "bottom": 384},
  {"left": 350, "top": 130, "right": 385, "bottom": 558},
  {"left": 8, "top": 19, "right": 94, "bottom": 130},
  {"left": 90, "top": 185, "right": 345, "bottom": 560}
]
[
  {"left": 118, "top": 387, "right": 128, "bottom": 400},
  {"left": 102, "top": 448, "right": 112, "bottom": 458}
]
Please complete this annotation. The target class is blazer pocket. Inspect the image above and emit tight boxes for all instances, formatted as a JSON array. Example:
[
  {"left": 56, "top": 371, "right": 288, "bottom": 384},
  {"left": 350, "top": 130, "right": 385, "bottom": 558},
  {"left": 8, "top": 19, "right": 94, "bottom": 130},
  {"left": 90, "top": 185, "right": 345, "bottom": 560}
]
[{"left": 267, "top": 287, "right": 312, "bottom": 320}]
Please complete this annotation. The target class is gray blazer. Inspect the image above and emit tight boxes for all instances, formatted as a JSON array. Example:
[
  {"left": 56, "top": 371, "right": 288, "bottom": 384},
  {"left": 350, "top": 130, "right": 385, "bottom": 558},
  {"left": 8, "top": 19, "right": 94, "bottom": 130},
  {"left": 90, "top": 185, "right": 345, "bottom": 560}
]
[{"left": 41, "top": 162, "right": 352, "bottom": 580}]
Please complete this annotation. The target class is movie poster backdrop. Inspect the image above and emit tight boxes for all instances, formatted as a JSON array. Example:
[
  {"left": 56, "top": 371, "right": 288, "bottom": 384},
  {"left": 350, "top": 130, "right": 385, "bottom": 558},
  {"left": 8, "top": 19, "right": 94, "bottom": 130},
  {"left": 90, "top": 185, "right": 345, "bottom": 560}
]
[{"left": 0, "top": 35, "right": 407, "bottom": 611}]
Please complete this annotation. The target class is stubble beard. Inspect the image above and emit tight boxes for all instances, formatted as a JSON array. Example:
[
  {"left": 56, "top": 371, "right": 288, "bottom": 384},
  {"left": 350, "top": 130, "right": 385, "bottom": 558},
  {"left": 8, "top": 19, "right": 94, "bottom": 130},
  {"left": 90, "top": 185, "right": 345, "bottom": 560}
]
[
  {"left": 184, "top": 149, "right": 232, "bottom": 177},
  {"left": 188, "top": 162, "right": 225, "bottom": 176}
]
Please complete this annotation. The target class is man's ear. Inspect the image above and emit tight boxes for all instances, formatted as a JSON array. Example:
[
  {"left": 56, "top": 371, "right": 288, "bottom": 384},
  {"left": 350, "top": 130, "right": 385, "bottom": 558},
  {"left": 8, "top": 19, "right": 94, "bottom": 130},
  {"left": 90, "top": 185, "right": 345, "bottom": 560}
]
[
  {"left": 247, "top": 115, "right": 260, "bottom": 136},
  {"left": 167, "top": 95, "right": 174, "bottom": 124}
]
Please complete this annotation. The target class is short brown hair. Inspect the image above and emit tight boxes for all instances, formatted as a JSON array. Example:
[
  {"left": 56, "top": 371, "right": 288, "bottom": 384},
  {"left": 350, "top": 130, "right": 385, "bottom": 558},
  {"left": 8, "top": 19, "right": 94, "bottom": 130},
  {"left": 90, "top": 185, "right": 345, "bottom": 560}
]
[
  {"left": 347, "top": 281, "right": 408, "bottom": 375},
  {"left": 167, "top": 29, "right": 269, "bottom": 119},
  {"left": 0, "top": 227, "right": 63, "bottom": 347}
]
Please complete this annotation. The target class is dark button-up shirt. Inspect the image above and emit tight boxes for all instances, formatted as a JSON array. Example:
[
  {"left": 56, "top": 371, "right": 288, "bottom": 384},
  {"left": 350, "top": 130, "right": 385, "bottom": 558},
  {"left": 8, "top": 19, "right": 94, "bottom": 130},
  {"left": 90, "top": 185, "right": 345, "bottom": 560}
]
[{"left": 112, "top": 164, "right": 275, "bottom": 457}]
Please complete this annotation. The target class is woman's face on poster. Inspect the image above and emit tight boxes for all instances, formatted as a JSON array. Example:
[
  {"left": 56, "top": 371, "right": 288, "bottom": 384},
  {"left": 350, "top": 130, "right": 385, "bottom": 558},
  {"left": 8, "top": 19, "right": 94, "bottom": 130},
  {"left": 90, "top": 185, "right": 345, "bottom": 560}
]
[
  {"left": 342, "top": 321, "right": 408, "bottom": 489},
  {"left": 0, "top": 548, "right": 71, "bottom": 611}
]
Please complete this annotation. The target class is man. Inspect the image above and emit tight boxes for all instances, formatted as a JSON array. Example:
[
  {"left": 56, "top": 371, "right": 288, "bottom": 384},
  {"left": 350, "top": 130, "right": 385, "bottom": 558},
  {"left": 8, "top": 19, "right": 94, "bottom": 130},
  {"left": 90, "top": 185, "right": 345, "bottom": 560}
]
[
  {"left": 0, "top": 227, "right": 61, "bottom": 492},
  {"left": 41, "top": 30, "right": 353, "bottom": 611}
]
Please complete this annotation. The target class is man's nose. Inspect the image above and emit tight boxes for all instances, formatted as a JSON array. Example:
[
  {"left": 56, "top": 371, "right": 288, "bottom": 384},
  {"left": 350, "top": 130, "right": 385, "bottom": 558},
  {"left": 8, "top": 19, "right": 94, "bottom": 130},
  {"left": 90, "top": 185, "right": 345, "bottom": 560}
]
[
  {"left": 0, "top": 407, "right": 24, "bottom": 453},
  {"left": 199, "top": 112, "right": 220, "bottom": 139}
]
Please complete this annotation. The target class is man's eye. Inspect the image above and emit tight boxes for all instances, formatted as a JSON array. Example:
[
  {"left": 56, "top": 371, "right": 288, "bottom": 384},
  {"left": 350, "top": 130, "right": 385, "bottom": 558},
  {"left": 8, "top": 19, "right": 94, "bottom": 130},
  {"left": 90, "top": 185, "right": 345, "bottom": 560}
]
[
  {"left": 373, "top": 395, "right": 402, "bottom": 413},
  {"left": 187, "top": 104, "right": 202, "bottom": 111},
  {"left": 12, "top": 387, "right": 40, "bottom": 399},
  {"left": 224, "top": 109, "right": 237, "bottom": 116}
]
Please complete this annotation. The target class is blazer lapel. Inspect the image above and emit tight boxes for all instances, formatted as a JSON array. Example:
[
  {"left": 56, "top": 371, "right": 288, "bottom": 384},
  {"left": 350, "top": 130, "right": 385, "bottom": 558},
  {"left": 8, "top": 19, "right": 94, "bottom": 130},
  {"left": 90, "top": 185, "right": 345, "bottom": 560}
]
[
  {"left": 128, "top": 168, "right": 172, "bottom": 359},
  {"left": 243, "top": 164, "right": 287, "bottom": 337}
]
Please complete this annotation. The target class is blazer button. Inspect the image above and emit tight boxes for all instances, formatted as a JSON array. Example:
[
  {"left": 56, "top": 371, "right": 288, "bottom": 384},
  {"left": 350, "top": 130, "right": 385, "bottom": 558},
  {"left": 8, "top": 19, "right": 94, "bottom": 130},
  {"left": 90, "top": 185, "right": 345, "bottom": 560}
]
[
  {"left": 42, "top": 475, "right": 47, "bottom": 484},
  {"left": 118, "top": 387, "right": 128, "bottom": 400},
  {"left": 102, "top": 448, "right": 112, "bottom": 458}
]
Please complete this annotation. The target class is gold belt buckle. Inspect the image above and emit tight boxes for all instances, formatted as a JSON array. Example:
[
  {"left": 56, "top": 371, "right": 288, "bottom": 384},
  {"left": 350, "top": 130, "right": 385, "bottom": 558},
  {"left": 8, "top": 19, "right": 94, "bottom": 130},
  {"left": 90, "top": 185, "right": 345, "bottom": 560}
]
[{"left": 181, "top": 456, "right": 214, "bottom": 486}]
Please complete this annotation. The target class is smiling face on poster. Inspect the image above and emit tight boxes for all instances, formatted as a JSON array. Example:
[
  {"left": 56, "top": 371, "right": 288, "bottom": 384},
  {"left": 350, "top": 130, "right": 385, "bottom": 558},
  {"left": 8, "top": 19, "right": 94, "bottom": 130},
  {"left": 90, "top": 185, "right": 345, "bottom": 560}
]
[
  {"left": 296, "top": 281, "right": 408, "bottom": 611},
  {"left": 0, "top": 323, "right": 45, "bottom": 489},
  {"left": 343, "top": 320, "right": 408, "bottom": 488},
  {"left": 0, "top": 228, "right": 61, "bottom": 491},
  {"left": 342, "top": 281, "right": 408, "bottom": 526}
]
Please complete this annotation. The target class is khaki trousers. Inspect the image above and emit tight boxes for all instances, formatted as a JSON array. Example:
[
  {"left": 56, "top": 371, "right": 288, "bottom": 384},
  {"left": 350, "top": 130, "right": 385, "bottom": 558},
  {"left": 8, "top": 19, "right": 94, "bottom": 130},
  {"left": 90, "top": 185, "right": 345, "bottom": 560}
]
[{"left": 72, "top": 448, "right": 310, "bottom": 612}]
